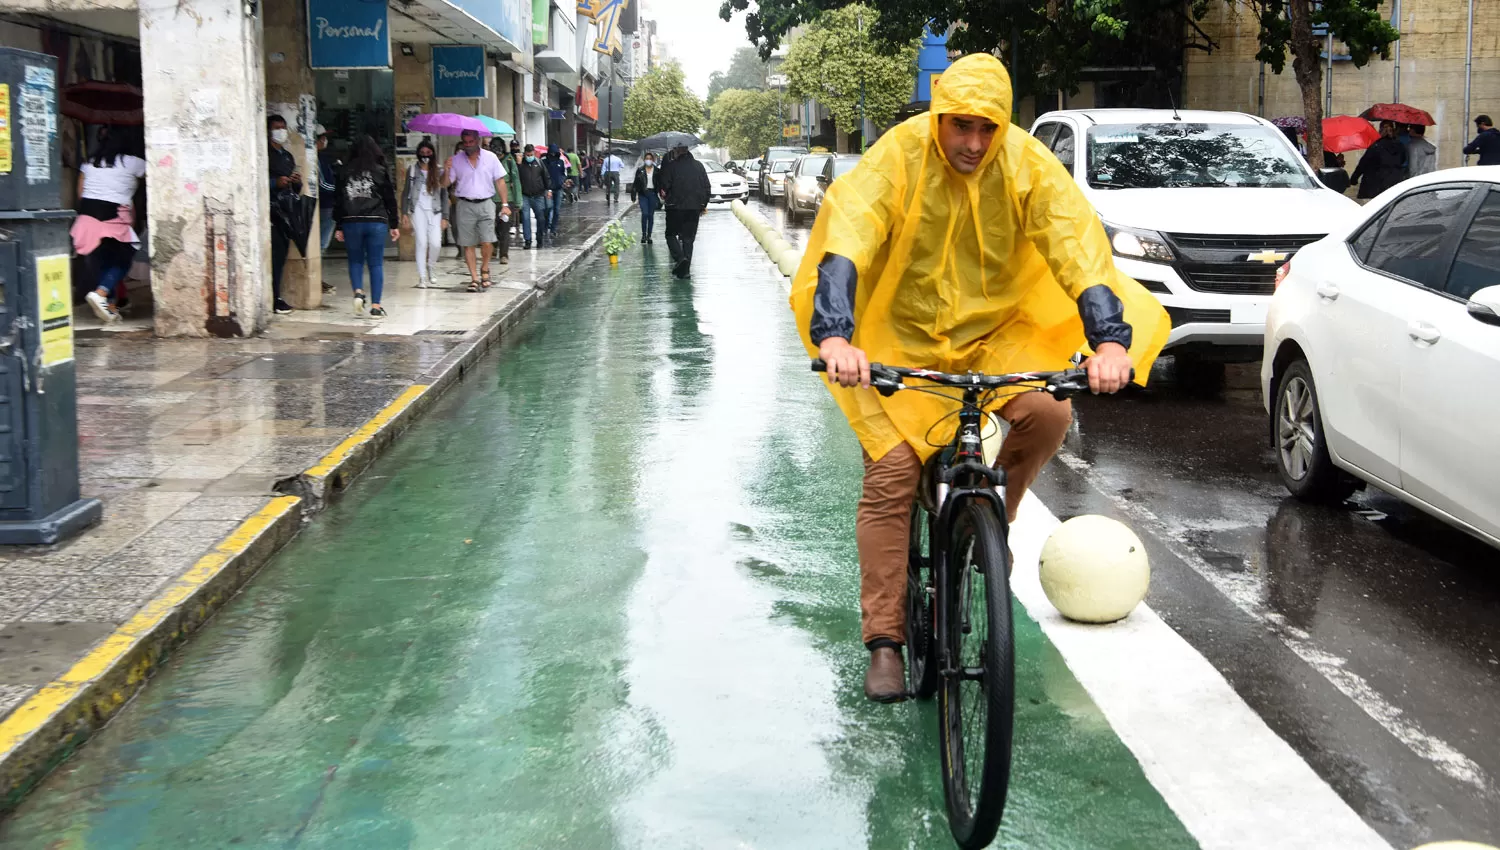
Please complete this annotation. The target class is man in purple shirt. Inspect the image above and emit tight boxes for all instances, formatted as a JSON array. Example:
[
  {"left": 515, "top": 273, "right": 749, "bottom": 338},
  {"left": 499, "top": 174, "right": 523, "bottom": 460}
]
[{"left": 444, "top": 129, "right": 510, "bottom": 291}]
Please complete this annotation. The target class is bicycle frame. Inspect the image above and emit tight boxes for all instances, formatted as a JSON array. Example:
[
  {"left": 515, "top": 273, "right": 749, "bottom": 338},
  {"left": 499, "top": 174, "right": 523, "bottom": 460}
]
[{"left": 928, "top": 387, "right": 1010, "bottom": 680}]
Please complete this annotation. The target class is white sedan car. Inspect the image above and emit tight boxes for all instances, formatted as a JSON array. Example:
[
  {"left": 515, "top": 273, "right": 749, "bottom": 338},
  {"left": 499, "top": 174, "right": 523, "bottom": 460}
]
[
  {"left": 703, "top": 159, "right": 749, "bottom": 205},
  {"left": 1262, "top": 167, "right": 1500, "bottom": 547}
]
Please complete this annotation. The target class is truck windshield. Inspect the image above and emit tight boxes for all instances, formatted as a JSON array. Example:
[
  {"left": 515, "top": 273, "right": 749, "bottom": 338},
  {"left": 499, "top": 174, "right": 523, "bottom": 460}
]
[{"left": 1086, "top": 123, "right": 1316, "bottom": 190}]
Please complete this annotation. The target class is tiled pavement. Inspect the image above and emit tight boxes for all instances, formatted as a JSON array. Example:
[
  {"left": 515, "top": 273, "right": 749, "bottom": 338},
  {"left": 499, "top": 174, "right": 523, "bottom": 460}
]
[{"left": 0, "top": 193, "right": 626, "bottom": 719}]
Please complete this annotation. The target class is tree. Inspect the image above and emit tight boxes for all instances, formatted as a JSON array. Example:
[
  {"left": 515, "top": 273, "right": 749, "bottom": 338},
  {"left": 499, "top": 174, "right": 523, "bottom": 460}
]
[
  {"left": 724, "top": 0, "right": 1397, "bottom": 167},
  {"left": 706, "top": 88, "right": 790, "bottom": 158},
  {"left": 778, "top": 5, "right": 918, "bottom": 138},
  {"left": 707, "top": 47, "right": 771, "bottom": 108},
  {"left": 623, "top": 62, "right": 706, "bottom": 139},
  {"left": 1245, "top": 0, "right": 1398, "bottom": 168}
]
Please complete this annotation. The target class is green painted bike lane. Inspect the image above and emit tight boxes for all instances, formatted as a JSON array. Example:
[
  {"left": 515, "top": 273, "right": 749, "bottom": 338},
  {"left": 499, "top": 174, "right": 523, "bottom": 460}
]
[{"left": 0, "top": 215, "right": 1198, "bottom": 849}]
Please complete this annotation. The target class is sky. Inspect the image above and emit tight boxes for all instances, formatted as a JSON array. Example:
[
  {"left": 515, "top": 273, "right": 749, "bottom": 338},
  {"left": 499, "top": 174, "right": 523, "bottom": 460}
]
[{"left": 638, "top": 0, "right": 757, "bottom": 97}]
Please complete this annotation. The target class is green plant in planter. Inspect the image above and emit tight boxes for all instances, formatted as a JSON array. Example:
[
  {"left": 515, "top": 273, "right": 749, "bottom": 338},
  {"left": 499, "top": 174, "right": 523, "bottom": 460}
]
[{"left": 602, "top": 222, "right": 636, "bottom": 256}]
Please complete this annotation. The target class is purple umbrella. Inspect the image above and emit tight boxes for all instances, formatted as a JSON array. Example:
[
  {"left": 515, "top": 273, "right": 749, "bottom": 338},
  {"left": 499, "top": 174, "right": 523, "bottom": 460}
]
[
  {"left": 405, "top": 113, "right": 492, "bottom": 137},
  {"left": 1272, "top": 115, "right": 1307, "bottom": 131}
]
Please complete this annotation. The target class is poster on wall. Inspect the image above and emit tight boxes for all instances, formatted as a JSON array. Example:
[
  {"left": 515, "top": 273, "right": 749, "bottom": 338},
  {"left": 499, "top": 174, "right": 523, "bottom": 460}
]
[
  {"left": 308, "top": 0, "right": 390, "bottom": 69},
  {"left": 432, "top": 46, "right": 487, "bottom": 99},
  {"left": 35, "top": 254, "right": 72, "bottom": 367}
]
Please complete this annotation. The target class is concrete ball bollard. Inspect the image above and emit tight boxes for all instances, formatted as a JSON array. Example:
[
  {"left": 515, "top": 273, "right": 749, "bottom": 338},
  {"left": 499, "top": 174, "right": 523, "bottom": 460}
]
[
  {"left": 777, "top": 249, "right": 801, "bottom": 277},
  {"left": 1039, "top": 515, "right": 1151, "bottom": 623},
  {"left": 765, "top": 242, "right": 785, "bottom": 265}
]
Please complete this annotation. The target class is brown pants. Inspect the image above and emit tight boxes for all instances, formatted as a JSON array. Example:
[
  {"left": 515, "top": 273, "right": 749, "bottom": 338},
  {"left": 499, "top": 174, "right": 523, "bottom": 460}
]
[{"left": 856, "top": 392, "right": 1073, "bottom": 646}]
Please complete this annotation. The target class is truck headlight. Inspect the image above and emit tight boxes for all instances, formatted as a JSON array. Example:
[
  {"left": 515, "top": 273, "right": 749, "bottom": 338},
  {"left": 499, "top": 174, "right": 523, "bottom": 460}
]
[{"left": 1102, "top": 222, "right": 1175, "bottom": 263}]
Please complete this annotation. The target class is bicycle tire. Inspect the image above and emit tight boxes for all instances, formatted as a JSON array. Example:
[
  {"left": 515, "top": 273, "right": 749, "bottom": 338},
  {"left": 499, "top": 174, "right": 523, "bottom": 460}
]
[
  {"left": 906, "top": 502, "right": 938, "bottom": 699},
  {"left": 937, "top": 499, "right": 1015, "bottom": 849}
]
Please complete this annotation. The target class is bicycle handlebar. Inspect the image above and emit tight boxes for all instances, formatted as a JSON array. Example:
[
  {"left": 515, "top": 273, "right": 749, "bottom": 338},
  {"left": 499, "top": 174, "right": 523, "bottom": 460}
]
[{"left": 810, "top": 359, "right": 1133, "bottom": 400}]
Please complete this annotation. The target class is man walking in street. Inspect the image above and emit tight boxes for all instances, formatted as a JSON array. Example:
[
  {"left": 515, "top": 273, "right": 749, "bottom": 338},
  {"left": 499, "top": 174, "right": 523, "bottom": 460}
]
[
  {"left": 1406, "top": 124, "right": 1438, "bottom": 176},
  {"left": 601, "top": 149, "right": 624, "bottom": 203},
  {"left": 444, "top": 128, "right": 510, "bottom": 292},
  {"left": 1463, "top": 115, "right": 1500, "bottom": 165},
  {"left": 660, "top": 144, "right": 711, "bottom": 279},
  {"left": 268, "top": 114, "right": 299, "bottom": 315},
  {"left": 493, "top": 139, "right": 521, "bottom": 266},
  {"left": 543, "top": 148, "right": 569, "bottom": 237},
  {"left": 518, "top": 144, "right": 552, "bottom": 249}
]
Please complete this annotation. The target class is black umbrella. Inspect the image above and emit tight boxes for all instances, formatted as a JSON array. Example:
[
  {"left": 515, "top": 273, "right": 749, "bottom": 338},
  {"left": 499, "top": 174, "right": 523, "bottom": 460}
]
[
  {"left": 636, "top": 131, "right": 701, "bottom": 151},
  {"left": 271, "top": 190, "right": 318, "bottom": 257}
]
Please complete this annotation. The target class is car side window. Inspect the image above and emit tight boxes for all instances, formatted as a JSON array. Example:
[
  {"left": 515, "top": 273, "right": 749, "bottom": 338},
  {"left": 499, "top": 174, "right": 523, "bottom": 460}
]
[
  {"left": 1050, "top": 125, "right": 1076, "bottom": 173},
  {"left": 1349, "top": 213, "right": 1385, "bottom": 263},
  {"left": 1363, "top": 187, "right": 1473, "bottom": 290},
  {"left": 1032, "top": 123, "right": 1059, "bottom": 150},
  {"left": 1448, "top": 190, "right": 1500, "bottom": 300}
]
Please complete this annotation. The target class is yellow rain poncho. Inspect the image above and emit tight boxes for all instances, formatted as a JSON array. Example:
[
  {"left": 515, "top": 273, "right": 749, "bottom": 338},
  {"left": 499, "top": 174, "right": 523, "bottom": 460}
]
[{"left": 791, "top": 54, "right": 1170, "bottom": 463}]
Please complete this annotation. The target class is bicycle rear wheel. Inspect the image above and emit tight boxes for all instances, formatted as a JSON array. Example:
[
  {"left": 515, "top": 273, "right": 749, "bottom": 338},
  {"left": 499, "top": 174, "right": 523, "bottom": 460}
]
[
  {"left": 937, "top": 499, "right": 1015, "bottom": 849},
  {"left": 906, "top": 502, "right": 937, "bottom": 699}
]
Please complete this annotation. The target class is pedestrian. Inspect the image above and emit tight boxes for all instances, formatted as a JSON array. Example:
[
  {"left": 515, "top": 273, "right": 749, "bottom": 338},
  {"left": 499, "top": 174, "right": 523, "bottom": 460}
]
[
  {"left": 517, "top": 144, "right": 552, "bottom": 249},
  {"left": 315, "top": 125, "right": 339, "bottom": 294},
  {"left": 333, "top": 135, "right": 400, "bottom": 319},
  {"left": 1463, "top": 115, "right": 1500, "bottom": 165},
  {"left": 1407, "top": 124, "right": 1438, "bottom": 176},
  {"left": 566, "top": 147, "right": 583, "bottom": 201},
  {"left": 71, "top": 124, "right": 144, "bottom": 323},
  {"left": 601, "top": 148, "right": 624, "bottom": 203},
  {"left": 1351, "top": 121, "right": 1409, "bottom": 201},
  {"left": 631, "top": 150, "right": 662, "bottom": 244},
  {"left": 267, "top": 114, "right": 300, "bottom": 315},
  {"left": 400, "top": 137, "right": 447, "bottom": 289},
  {"left": 660, "top": 143, "right": 711, "bottom": 278},
  {"left": 579, "top": 151, "right": 593, "bottom": 193},
  {"left": 444, "top": 128, "right": 510, "bottom": 292},
  {"left": 543, "top": 147, "right": 568, "bottom": 235},
  {"left": 496, "top": 142, "right": 521, "bottom": 265}
]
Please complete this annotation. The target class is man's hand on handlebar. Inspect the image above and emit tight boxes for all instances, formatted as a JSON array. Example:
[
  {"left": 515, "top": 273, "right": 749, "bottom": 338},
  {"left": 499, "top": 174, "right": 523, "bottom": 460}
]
[
  {"left": 818, "top": 337, "right": 871, "bottom": 389},
  {"left": 1085, "top": 342, "right": 1134, "bottom": 394}
]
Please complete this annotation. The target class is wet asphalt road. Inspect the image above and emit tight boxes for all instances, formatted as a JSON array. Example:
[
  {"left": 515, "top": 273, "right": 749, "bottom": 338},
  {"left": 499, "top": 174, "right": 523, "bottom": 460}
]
[{"left": 754, "top": 195, "right": 1500, "bottom": 847}]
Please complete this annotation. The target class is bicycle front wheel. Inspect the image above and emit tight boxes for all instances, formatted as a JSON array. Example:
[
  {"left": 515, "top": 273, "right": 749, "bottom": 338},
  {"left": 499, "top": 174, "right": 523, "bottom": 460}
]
[{"left": 937, "top": 499, "right": 1015, "bottom": 849}]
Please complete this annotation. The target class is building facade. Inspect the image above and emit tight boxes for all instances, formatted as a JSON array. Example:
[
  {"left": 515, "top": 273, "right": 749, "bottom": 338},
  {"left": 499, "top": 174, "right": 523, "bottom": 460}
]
[{"left": 0, "top": 0, "right": 635, "bottom": 337}]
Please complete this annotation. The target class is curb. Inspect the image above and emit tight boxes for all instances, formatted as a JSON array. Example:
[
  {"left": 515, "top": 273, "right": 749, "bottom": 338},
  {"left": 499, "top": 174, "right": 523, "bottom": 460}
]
[{"left": 0, "top": 207, "right": 627, "bottom": 813}]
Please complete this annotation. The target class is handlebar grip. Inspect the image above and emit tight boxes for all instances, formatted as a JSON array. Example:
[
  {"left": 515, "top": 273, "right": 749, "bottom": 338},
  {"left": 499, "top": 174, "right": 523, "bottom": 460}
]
[{"left": 811, "top": 359, "right": 827, "bottom": 373}]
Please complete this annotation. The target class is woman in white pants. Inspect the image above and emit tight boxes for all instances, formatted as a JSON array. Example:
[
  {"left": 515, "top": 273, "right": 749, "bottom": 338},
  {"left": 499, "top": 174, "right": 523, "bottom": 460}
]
[{"left": 401, "top": 138, "right": 448, "bottom": 288}]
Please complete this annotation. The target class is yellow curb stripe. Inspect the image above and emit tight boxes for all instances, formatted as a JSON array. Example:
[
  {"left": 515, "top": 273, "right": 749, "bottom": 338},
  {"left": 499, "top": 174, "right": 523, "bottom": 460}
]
[
  {"left": 0, "top": 495, "right": 302, "bottom": 755},
  {"left": 304, "top": 384, "right": 429, "bottom": 479}
]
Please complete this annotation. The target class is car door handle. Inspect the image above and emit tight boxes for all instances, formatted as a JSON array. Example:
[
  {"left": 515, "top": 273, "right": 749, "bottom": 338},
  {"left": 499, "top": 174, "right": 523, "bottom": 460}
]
[
  {"left": 1408, "top": 321, "right": 1442, "bottom": 344},
  {"left": 1316, "top": 282, "right": 1340, "bottom": 301}
]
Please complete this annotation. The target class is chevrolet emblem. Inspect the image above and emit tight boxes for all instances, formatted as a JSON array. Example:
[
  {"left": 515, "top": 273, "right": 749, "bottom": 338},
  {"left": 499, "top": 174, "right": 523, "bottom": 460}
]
[{"left": 1247, "top": 249, "right": 1289, "bottom": 264}]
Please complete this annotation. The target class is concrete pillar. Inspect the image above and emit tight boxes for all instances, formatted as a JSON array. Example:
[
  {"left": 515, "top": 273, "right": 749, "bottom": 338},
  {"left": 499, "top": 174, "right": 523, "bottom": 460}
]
[
  {"left": 139, "top": 0, "right": 269, "bottom": 337},
  {"left": 263, "top": 0, "right": 322, "bottom": 310},
  {"left": 393, "top": 45, "right": 431, "bottom": 262}
]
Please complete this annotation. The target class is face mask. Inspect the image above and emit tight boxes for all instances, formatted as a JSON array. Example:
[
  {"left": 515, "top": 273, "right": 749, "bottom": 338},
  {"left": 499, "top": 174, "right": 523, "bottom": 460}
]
[
  {"left": 270, "top": 128, "right": 289, "bottom": 145},
  {"left": 645, "top": 160, "right": 655, "bottom": 167},
  {"left": 419, "top": 154, "right": 431, "bottom": 163},
  {"left": 525, "top": 155, "right": 536, "bottom": 163}
]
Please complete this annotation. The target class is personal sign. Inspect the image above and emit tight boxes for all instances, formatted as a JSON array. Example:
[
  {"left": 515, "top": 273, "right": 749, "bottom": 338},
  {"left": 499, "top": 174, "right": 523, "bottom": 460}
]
[
  {"left": 432, "top": 46, "right": 486, "bottom": 99},
  {"left": 308, "top": 0, "right": 390, "bottom": 70}
]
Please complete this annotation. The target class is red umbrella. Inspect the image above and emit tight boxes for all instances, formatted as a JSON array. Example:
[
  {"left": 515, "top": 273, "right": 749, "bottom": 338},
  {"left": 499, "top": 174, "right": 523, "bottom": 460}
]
[
  {"left": 61, "top": 81, "right": 143, "bottom": 126},
  {"left": 1360, "top": 103, "right": 1435, "bottom": 126},
  {"left": 1322, "top": 115, "right": 1381, "bottom": 154}
]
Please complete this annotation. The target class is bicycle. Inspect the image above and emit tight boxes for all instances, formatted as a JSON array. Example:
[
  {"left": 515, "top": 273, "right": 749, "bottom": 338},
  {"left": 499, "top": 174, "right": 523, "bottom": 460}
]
[{"left": 812, "top": 358, "right": 1106, "bottom": 849}]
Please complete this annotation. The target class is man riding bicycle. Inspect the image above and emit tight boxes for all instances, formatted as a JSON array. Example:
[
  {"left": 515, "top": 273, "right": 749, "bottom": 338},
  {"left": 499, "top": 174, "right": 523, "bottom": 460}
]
[{"left": 791, "top": 54, "right": 1169, "bottom": 702}]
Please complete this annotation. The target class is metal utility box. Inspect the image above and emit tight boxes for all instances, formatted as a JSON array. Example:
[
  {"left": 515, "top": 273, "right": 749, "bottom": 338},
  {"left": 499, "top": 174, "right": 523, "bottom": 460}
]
[{"left": 0, "top": 48, "right": 101, "bottom": 544}]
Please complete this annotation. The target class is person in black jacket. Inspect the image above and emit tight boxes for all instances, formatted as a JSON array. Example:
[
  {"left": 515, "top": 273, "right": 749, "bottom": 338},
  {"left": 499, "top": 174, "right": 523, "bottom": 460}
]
[
  {"left": 630, "top": 151, "right": 663, "bottom": 243},
  {"left": 660, "top": 144, "right": 711, "bottom": 278},
  {"left": 1463, "top": 115, "right": 1500, "bottom": 165},
  {"left": 1351, "top": 121, "right": 1408, "bottom": 201},
  {"left": 333, "top": 135, "right": 400, "bottom": 319},
  {"left": 517, "top": 144, "right": 552, "bottom": 249}
]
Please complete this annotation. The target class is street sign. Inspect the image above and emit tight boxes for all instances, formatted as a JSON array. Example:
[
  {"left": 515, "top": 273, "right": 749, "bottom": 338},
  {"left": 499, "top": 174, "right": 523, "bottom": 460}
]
[
  {"left": 307, "top": 0, "right": 390, "bottom": 69},
  {"left": 783, "top": 125, "right": 799, "bottom": 138}
]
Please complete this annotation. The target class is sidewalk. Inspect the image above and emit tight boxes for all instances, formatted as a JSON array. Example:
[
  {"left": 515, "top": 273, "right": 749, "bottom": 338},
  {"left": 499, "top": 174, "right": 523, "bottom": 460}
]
[{"left": 0, "top": 192, "right": 626, "bottom": 802}]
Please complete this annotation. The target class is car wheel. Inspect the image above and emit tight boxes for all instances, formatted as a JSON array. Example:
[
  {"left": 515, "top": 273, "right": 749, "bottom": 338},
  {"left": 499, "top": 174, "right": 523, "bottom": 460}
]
[{"left": 1274, "top": 360, "right": 1358, "bottom": 504}]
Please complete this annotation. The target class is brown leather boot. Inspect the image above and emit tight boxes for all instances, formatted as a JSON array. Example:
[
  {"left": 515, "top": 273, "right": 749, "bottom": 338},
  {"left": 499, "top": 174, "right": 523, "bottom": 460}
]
[{"left": 864, "top": 647, "right": 908, "bottom": 703}]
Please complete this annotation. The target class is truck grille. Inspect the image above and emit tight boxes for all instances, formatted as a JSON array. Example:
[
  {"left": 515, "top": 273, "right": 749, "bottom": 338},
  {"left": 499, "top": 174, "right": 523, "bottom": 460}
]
[
  {"left": 1166, "top": 307, "right": 1231, "bottom": 328},
  {"left": 1167, "top": 233, "right": 1324, "bottom": 297}
]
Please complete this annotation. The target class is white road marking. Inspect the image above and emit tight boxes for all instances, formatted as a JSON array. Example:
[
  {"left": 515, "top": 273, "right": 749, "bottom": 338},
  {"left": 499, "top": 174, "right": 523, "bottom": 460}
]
[
  {"left": 1052, "top": 449, "right": 1490, "bottom": 792},
  {"left": 1008, "top": 492, "right": 1394, "bottom": 850}
]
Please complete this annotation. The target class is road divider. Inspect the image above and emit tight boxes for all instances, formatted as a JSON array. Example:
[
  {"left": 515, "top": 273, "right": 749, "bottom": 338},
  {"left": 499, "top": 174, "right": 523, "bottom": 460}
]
[{"left": 731, "top": 199, "right": 803, "bottom": 279}]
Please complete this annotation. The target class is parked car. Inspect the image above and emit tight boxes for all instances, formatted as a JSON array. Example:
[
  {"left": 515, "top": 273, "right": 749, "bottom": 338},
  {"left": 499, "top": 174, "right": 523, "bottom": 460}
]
[
  {"left": 702, "top": 159, "right": 750, "bottom": 204},
  {"left": 1029, "top": 109, "right": 1359, "bottom": 382},
  {"left": 1262, "top": 167, "right": 1500, "bottom": 547},
  {"left": 784, "top": 152, "right": 834, "bottom": 222},
  {"left": 758, "top": 146, "right": 807, "bottom": 198},
  {"left": 763, "top": 159, "right": 795, "bottom": 199},
  {"left": 813, "top": 154, "right": 861, "bottom": 215}
]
